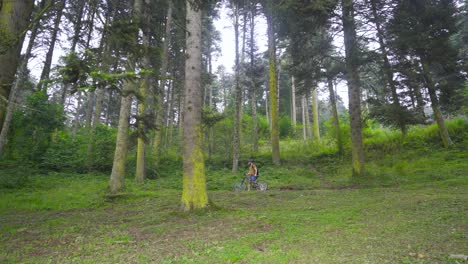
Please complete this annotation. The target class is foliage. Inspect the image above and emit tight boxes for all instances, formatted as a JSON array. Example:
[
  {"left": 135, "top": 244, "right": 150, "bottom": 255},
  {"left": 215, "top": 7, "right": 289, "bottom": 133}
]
[
  {"left": 42, "top": 125, "right": 117, "bottom": 172},
  {"left": 5, "top": 92, "right": 64, "bottom": 162},
  {"left": 279, "top": 115, "right": 292, "bottom": 138},
  {"left": 387, "top": 0, "right": 465, "bottom": 113},
  {"left": 202, "top": 107, "right": 225, "bottom": 128},
  {"left": 57, "top": 50, "right": 95, "bottom": 89},
  {"left": 367, "top": 98, "right": 424, "bottom": 129}
]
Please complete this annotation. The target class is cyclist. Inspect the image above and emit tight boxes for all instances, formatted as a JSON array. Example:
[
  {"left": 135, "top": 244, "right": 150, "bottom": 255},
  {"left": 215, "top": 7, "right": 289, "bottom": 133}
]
[{"left": 246, "top": 159, "right": 258, "bottom": 191}]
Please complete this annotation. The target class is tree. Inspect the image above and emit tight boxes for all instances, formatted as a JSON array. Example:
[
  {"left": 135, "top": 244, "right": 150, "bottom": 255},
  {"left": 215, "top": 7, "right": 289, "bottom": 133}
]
[
  {"left": 181, "top": 0, "right": 208, "bottom": 210},
  {"left": 135, "top": 0, "right": 153, "bottom": 183},
  {"left": 230, "top": 0, "right": 242, "bottom": 173},
  {"left": 387, "top": 0, "right": 462, "bottom": 147},
  {"left": 0, "top": 0, "right": 47, "bottom": 156},
  {"left": 0, "top": 0, "right": 34, "bottom": 127},
  {"left": 368, "top": 0, "right": 407, "bottom": 135},
  {"left": 153, "top": 0, "right": 173, "bottom": 161},
  {"left": 264, "top": 0, "right": 280, "bottom": 165},
  {"left": 36, "top": 0, "right": 66, "bottom": 93},
  {"left": 109, "top": 0, "right": 141, "bottom": 193},
  {"left": 249, "top": 1, "right": 260, "bottom": 153},
  {"left": 342, "top": 0, "right": 365, "bottom": 177}
]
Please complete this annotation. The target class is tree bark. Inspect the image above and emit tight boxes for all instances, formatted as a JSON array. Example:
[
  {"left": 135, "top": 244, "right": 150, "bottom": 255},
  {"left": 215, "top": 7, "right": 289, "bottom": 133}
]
[
  {"left": 342, "top": 0, "right": 365, "bottom": 177},
  {"left": 109, "top": 0, "right": 142, "bottom": 193},
  {"left": 302, "top": 95, "right": 307, "bottom": 141},
  {"left": 109, "top": 85, "right": 133, "bottom": 193},
  {"left": 265, "top": 2, "right": 280, "bottom": 165},
  {"left": 327, "top": 77, "right": 343, "bottom": 155},
  {"left": 181, "top": 0, "right": 208, "bottom": 211},
  {"left": 37, "top": 0, "right": 65, "bottom": 93},
  {"left": 0, "top": 0, "right": 34, "bottom": 127},
  {"left": 232, "top": 0, "right": 242, "bottom": 173},
  {"left": 0, "top": 0, "right": 41, "bottom": 156},
  {"left": 250, "top": 3, "right": 258, "bottom": 153},
  {"left": 311, "top": 87, "right": 320, "bottom": 140},
  {"left": 153, "top": 0, "right": 173, "bottom": 160},
  {"left": 304, "top": 92, "right": 311, "bottom": 139},
  {"left": 421, "top": 60, "right": 452, "bottom": 148},
  {"left": 136, "top": 0, "right": 153, "bottom": 183},
  {"left": 291, "top": 76, "right": 296, "bottom": 126}
]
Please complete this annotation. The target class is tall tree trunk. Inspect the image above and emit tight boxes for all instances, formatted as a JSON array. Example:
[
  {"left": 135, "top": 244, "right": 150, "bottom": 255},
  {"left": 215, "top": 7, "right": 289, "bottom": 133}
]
[
  {"left": 86, "top": 86, "right": 104, "bottom": 169},
  {"left": 0, "top": 0, "right": 41, "bottom": 156},
  {"left": 136, "top": 0, "right": 152, "bottom": 183},
  {"left": 291, "top": 76, "right": 296, "bottom": 126},
  {"left": 84, "top": 91, "right": 95, "bottom": 128},
  {"left": 69, "top": 1, "right": 86, "bottom": 52},
  {"left": 110, "top": 0, "right": 143, "bottom": 193},
  {"left": 250, "top": 3, "right": 258, "bottom": 153},
  {"left": 304, "top": 92, "right": 311, "bottom": 139},
  {"left": 311, "top": 87, "right": 320, "bottom": 140},
  {"left": 420, "top": 59, "right": 452, "bottom": 148},
  {"left": 370, "top": 0, "right": 406, "bottom": 135},
  {"left": 232, "top": 1, "right": 242, "bottom": 173},
  {"left": 342, "top": 0, "right": 365, "bottom": 177},
  {"left": 61, "top": 0, "right": 86, "bottom": 108},
  {"left": 181, "top": 0, "right": 208, "bottom": 210},
  {"left": 0, "top": 0, "right": 34, "bottom": 127},
  {"left": 37, "top": 0, "right": 66, "bottom": 93},
  {"left": 86, "top": 14, "right": 112, "bottom": 169},
  {"left": 301, "top": 95, "right": 307, "bottom": 141},
  {"left": 265, "top": 2, "right": 280, "bottom": 165},
  {"left": 328, "top": 77, "right": 343, "bottom": 155},
  {"left": 78, "top": 0, "right": 99, "bottom": 132},
  {"left": 109, "top": 85, "right": 133, "bottom": 193},
  {"left": 153, "top": 0, "right": 173, "bottom": 160}
]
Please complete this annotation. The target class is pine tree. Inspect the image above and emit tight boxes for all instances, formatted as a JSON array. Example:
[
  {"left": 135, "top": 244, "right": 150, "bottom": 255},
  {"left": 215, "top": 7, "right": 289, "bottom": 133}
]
[
  {"left": 0, "top": 0, "right": 34, "bottom": 127},
  {"left": 342, "top": 0, "right": 365, "bottom": 176}
]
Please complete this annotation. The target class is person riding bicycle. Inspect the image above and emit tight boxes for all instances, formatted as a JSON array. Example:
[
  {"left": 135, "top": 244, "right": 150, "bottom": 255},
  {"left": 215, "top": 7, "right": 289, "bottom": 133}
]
[{"left": 246, "top": 159, "right": 258, "bottom": 191}]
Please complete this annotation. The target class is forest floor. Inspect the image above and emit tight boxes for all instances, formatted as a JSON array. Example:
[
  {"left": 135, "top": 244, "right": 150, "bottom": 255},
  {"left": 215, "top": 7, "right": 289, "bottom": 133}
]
[{"left": 0, "top": 148, "right": 467, "bottom": 263}]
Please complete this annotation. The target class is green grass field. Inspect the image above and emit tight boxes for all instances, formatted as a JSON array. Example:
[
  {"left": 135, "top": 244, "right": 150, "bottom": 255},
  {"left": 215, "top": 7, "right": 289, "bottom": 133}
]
[{"left": 0, "top": 146, "right": 467, "bottom": 263}]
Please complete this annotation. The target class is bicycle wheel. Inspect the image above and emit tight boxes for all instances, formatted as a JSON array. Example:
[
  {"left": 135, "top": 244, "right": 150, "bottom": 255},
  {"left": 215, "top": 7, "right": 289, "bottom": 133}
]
[
  {"left": 233, "top": 181, "right": 247, "bottom": 191},
  {"left": 256, "top": 181, "right": 268, "bottom": 191}
]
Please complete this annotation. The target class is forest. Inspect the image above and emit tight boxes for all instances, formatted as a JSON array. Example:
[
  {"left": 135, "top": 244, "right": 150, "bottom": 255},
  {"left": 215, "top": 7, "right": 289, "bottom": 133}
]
[{"left": 0, "top": 0, "right": 467, "bottom": 263}]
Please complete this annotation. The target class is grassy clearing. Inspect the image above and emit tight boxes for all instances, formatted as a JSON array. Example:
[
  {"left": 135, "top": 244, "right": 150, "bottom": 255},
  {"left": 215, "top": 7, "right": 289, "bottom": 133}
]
[{"left": 0, "top": 145, "right": 467, "bottom": 263}]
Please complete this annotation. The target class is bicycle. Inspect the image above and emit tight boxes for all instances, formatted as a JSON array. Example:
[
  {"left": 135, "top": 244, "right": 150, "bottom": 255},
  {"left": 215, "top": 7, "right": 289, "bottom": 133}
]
[{"left": 233, "top": 175, "right": 268, "bottom": 191}]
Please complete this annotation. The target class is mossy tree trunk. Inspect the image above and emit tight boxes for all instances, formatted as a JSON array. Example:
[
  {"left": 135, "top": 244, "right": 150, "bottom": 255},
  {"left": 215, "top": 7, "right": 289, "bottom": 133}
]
[
  {"left": 301, "top": 95, "right": 307, "bottom": 141},
  {"left": 311, "top": 87, "right": 320, "bottom": 140},
  {"left": 342, "top": 0, "right": 365, "bottom": 177},
  {"left": 327, "top": 77, "right": 343, "bottom": 155},
  {"left": 109, "top": 0, "right": 143, "bottom": 193},
  {"left": 135, "top": 0, "right": 153, "bottom": 183},
  {"left": 0, "top": 0, "right": 34, "bottom": 127},
  {"left": 265, "top": 1, "right": 280, "bottom": 165},
  {"left": 109, "top": 84, "right": 133, "bottom": 193},
  {"left": 420, "top": 60, "right": 452, "bottom": 148},
  {"left": 0, "top": 0, "right": 41, "bottom": 156},
  {"left": 181, "top": 0, "right": 208, "bottom": 211},
  {"left": 232, "top": 0, "right": 242, "bottom": 173}
]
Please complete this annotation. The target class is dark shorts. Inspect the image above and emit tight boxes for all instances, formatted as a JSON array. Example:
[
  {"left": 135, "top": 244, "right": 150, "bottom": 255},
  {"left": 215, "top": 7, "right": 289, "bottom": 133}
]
[{"left": 250, "top": 176, "right": 257, "bottom": 182}]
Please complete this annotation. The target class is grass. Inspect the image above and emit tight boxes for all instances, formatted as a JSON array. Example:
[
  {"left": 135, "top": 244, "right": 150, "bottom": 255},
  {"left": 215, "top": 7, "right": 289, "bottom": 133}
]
[
  {"left": 0, "top": 145, "right": 467, "bottom": 263},
  {"left": 0, "top": 118, "right": 467, "bottom": 263}
]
